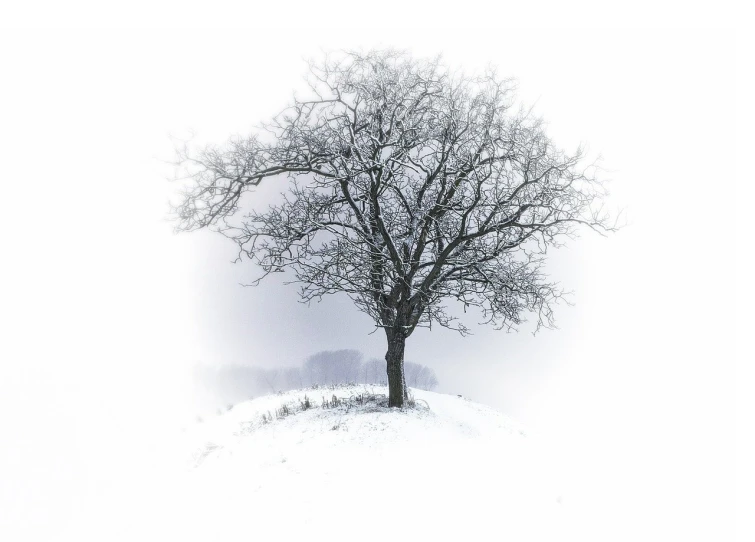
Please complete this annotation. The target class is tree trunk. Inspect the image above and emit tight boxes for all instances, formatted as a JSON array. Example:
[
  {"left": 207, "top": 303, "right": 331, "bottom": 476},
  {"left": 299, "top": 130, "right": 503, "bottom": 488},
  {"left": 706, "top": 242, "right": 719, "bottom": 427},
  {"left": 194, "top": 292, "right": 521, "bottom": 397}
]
[{"left": 385, "top": 329, "right": 408, "bottom": 407}]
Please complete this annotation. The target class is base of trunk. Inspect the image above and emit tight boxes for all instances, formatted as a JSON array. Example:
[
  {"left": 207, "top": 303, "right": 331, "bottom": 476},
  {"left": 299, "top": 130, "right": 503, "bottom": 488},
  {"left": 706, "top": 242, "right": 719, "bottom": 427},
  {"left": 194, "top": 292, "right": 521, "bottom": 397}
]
[{"left": 385, "top": 330, "right": 408, "bottom": 407}]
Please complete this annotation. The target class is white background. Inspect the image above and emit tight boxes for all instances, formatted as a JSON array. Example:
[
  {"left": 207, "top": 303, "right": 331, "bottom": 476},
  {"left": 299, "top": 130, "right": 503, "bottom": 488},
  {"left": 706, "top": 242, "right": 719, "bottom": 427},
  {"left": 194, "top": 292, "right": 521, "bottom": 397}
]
[{"left": 1, "top": 4, "right": 752, "bottom": 541}]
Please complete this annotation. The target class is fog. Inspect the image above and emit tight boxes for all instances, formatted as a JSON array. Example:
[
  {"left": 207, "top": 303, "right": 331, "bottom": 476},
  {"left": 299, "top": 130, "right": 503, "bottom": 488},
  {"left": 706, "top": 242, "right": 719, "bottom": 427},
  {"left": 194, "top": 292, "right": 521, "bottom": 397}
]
[{"left": 1, "top": 20, "right": 749, "bottom": 542}]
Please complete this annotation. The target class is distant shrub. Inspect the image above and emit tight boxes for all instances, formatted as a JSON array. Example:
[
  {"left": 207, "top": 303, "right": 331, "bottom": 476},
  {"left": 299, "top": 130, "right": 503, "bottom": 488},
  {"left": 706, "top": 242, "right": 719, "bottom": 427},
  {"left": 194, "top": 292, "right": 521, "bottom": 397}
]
[
  {"left": 322, "top": 394, "right": 342, "bottom": 409},
  {"left": 276, "top": 404, "right": 292, "bottom": 419}
]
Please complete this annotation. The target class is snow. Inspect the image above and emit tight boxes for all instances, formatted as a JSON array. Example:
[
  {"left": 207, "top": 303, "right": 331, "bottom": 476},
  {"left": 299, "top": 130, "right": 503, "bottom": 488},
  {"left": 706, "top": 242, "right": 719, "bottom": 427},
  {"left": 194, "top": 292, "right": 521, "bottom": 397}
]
[{"left": 166, "top": 386, "right": 564, "bottom": 541}]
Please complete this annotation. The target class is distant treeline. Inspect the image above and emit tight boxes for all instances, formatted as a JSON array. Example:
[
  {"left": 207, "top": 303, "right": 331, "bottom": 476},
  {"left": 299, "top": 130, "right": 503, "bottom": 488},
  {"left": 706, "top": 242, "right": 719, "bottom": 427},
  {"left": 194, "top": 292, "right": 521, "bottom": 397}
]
[{"left": 193, "top": 350, "right": 439, "bottom": 411}]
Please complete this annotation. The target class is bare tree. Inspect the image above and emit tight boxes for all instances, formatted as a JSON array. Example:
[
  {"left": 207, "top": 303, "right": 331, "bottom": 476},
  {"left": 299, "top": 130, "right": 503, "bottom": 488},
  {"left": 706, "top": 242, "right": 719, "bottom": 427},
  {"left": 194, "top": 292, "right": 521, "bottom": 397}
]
[
  {"left": 257, "top": 367, "right": 281, "bottom": 394},
  {"left": 404, "top": 362, "right": 439, "bottom": 391},
  {"left": 304, "top": 349, "right": 363, "bottom": 385},
  {"left": 360, "top": 357, "right": 387, "bottom": 386},
  {"left": 173, "top": 50, "right": 614, "bottom": 407}
]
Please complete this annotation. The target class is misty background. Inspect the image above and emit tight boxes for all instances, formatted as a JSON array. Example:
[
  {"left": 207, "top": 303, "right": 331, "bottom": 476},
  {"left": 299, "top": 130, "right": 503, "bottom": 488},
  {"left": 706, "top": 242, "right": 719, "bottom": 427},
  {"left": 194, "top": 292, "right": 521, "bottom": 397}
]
[
  {"left": 192, "top": 351, "right": 438, "bottom": 417},
  {"left": 1, "top": 18, "right": 750, "bottom": 542}
]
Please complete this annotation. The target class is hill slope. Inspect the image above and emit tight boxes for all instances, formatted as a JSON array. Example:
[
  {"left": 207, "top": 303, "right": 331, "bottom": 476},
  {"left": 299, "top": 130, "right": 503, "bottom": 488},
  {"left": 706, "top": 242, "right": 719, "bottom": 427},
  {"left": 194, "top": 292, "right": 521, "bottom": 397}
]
[{"left": 175, "top": 386, "right": 563, "bottom": 541}]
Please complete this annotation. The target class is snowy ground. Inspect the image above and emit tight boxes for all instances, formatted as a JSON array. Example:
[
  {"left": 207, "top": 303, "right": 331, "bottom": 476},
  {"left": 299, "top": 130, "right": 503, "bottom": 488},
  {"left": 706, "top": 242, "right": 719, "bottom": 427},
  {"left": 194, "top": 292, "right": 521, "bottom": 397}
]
[{"left": 162, "top": 386, "right": 564, "bottom": 541}]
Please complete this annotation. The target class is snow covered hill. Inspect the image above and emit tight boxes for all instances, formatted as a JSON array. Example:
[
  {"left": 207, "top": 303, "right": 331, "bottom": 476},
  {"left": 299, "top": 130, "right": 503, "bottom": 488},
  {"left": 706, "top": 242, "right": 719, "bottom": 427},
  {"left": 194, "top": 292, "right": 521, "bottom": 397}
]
[{"left": 169, "top": 386, "right": 564, "bottom": 541}]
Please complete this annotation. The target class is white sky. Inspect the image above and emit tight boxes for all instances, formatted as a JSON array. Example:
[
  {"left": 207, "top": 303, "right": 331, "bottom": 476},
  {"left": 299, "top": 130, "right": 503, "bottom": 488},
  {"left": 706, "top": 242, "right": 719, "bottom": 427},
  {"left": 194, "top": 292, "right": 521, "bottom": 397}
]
[{"left": 1, "top": 8, "right": 752, "bottom": 542}]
